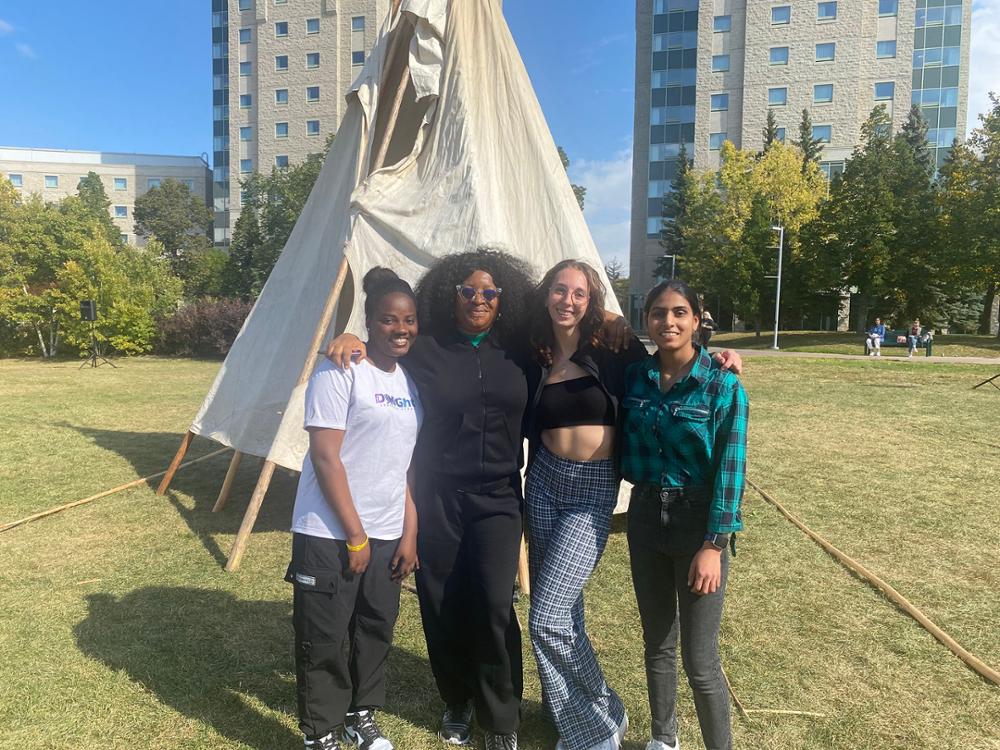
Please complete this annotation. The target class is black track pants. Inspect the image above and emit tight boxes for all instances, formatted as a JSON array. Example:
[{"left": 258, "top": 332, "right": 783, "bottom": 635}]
[{"left": 414, "top": 474, "right": 524, "bottom": 734}]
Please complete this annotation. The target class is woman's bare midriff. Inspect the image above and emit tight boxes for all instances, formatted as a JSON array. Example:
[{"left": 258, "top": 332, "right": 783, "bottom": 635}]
[{"left": 541, "top": 425, "right": 615, "bottom": 462}]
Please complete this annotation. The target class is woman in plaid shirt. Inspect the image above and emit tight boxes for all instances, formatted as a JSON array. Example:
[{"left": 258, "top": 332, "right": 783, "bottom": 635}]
[{"left": 620, "top": 279, "right": 748, "bottom": 750}]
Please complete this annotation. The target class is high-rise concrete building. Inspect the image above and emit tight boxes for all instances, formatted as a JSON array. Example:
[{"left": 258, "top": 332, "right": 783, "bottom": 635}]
[
  {"left": 0, "top": 147, "right": 211, "bottom": 247},
  {"left": 629, "top": 0, "right": 972, "bottom": 308},
  {"left": 212, "top": 0, "right": 389, "bottom": 246}
]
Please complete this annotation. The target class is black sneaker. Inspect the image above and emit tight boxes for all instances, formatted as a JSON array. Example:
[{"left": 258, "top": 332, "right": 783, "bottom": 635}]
[
  {"left": 343, "top": 709, "right": 393, "bottom": 750},
  {"left": 484, "top": 732, "right": 517, "bottom": 750},
  {"left": 304, "top": 732, "right": 342, "bottom": 750},
  {"left": 438, "top": 701, "right": 473, "bottom": 745}
]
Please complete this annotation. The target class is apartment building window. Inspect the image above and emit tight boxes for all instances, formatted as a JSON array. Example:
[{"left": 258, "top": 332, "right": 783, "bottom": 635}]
[
  {"left": 776, "top": 127, "right": 786, "bottom": 143},
  {"left": 240, "top": 126, "right": 252, "bottom": 141},
  {"left": 148, "top": 178, "right": 161, "bottom": 188},
  {"left": 240, "top": 94, "right": 252, "bottom": 108},
  {"left": 182, "top": 179, "right": 195, "bottom": 191},
  {"left": 275, "top": 55, "right": 289, "bottom": 71},
  {"left": 275, "top": 21, "right": 288, "bottom": 37},
  {"left": 239, "top": 28, "right": 251, "bottom": 44},
  {"left": 306, "top": 52, "right": 320, "bottom": 69},
  {"left": 120, "top": 234, "right": 128, "bottom": 244},
  {"left": 816, "top": 42, "right": 836, "bottom": 61},
  {"left": 239, "top": 62, "right": 251, "bottom": 76},
  {"left": 821, "top": 161, "right": 845, "bottom": 179},
  {"left": 114, "top": 206, "right": 128, "bottom": 218},
  {"left": 114, "top": 177, "right": 127, "bottom": 190},
  {"left": 768, "top": 87, "right": 788, "bottom": 106},
  {"left": 44, "top": 175, "right": 58, "bottom": 188},
  {"left": 275, "top": 155, "right": 289, "bottom": 169},
  {"left": 351, "top": 51, "right": 365, "bottom": 65},
  {"left": 8, "top": 173, "right": 23, "bottom": 187},
  {"left": 351, "top": 16, "right": 365, "bottom": 31},
  {"left": 709, "top": 133, "right": 727, "bottom": 150},
  {"left": 874, "top": 81, "right": 895, "bottom": 100},
  {"left": 817, "top": 2, "right": 837, "bottom": 21},
  {"left": 713, "top": 15, "right": 731, "bottom": 32},
  {"left": 276, "top": 122, "right": 289, "bottom": 138},
  {"left": 307, "top": 18, "right": 320, "bottom": 34},
  {"left": 238, "top": 0, "right": 252, "bottom": 10},
  {"left": 770, "top": 47, "right": 789, "bottom": 65},
  {"left": 876, "top": 40, "right": 896, "bottom": 58},
  {"left": 812, "top": 125, "right": 832, "bottom": 143},
  {"left": 275, "top": 88, "right": 289, "bottom": 104},
  {"left": 240, "top": 159, "right": 252, "bottom": 173},
  {"left": 771, "top": 6, "right": 791, "bottom": 25},
  {"left": 814, "top": 84, "right": 834, "bottom": 103},
  {"left": 306, "top": 86, "right": 320, "bottom": 102},
  {"left": 275, "top": 0, "right": 287, "bottom": 4},
  {"left": 710, "top": 93, "right": 729, "bottom": 111},
  {"left": 712, "top": 54, "right": 730, "bottom": 72},
  {"left": 879, "top": 0, "right": 898, "bottom": 15},
  {"left": 307, "top": 119, "right": 320, "bottom": 136}
]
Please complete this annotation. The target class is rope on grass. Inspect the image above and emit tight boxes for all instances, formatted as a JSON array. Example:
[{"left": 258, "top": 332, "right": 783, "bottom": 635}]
[
  {"left": 747, "top": 478, "right": 1000, "bottom": 687},
  {"left": 0, "top": 447, "right": 230, "bottom": 534}
]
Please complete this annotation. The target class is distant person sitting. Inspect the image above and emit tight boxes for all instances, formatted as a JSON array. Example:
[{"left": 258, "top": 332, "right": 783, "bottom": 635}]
[
  {"left": 907, "top": 318, "right": 923, "bottom": 357},
  {"left": 866, "top": 317, "right": 886, "bottom": 357},
  {"left": 700, "top": 308, "right": 717, "bottom": 348}
]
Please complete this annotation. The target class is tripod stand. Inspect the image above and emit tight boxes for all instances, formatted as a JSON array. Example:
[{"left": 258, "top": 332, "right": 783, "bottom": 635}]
[{"left": 80, "top": 321, "right": 117, "bottom": 369}]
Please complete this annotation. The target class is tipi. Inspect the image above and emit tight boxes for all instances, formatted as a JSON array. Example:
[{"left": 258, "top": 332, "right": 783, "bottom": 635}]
[{"left": 158, "top": 0, "right": 622, "bottom": 571}]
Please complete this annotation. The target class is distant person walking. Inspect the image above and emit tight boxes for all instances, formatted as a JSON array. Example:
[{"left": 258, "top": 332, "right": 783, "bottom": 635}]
[
  {"left": 866, "top": 317, "right": 886, "bottom": 357},
  {"left": 699, "top": 308, "right": 716, "bottom": 349}
]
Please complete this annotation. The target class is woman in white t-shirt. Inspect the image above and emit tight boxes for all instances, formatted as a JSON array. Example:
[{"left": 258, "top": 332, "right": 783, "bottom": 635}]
[{"left": 286, "top": 267, "right": 423, "bottom": 750}]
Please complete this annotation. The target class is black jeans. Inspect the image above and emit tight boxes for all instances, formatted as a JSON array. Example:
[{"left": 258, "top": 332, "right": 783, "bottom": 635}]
[
  {"left": 414, "top": 473, "right": 524, "bottom": 734},
  {"left": 285, "top": 533, "right": 402, "bottom": 738},
  {"left": 627, "top": 486, "right": 732, "bottom": 750}
]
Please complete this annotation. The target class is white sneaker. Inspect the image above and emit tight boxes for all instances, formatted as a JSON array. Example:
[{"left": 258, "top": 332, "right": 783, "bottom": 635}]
[
  {"left": 645, "top": 740, "right": 679, "bottom": 750},
  {"left": 555, "top": 713, "right": 629, "bottom": 750}
]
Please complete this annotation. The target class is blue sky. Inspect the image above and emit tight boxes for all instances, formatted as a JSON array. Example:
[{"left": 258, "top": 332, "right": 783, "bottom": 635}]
[{"left": 1, "top": 1, "right": 997, "bottom": 270}]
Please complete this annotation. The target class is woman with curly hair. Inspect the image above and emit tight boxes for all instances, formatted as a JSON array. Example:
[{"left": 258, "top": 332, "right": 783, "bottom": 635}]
[
  {"left": 523, "top": 260, "right": 648, "bottom": 750},
  {"left": 327, "top": 248, "right": 545, "bottom": 750}
]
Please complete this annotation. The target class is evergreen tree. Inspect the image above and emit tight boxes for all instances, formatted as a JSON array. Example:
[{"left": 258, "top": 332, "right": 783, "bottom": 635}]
[
  {"left": 656, "top": 142, "right": 690, "bottom": 278},
  {"left": 900, "top": 105, "right": 934, "bottom": 178},
  {"left": 75, "top": 171, "right": 122, "bottom": 246},
  {"left": 557, "top": 146, "right": 587, "bottom": 211},
  {"left": 793, "top": 108, "right": 824, "bottom": 172},
  {"left": 761, "top": 109, "right": 780, "bottom": 154}
]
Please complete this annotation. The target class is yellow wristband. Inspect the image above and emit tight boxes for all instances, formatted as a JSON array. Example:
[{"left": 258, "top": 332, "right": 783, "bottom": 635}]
[{"left": 346, "top": 536, "right": 369, "bottom": 552}]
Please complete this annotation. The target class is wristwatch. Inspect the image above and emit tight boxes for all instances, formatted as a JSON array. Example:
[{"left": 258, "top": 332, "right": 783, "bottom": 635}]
[{"left": 703, "top": 532, "right": 730, "bottom": 551}]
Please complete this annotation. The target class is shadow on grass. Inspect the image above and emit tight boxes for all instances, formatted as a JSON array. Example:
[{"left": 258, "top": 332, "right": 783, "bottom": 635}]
[
  {"left": 75, "top": 586, "right": 447, "bottom": 748},
  {"left": 61, "top": 424, "right": 296, "bottom": 566}
]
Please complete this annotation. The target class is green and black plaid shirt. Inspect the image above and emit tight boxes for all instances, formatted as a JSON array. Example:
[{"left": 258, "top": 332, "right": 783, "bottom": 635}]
[{"left": 620, "top": 347, "right": 748, "bottom": 534}]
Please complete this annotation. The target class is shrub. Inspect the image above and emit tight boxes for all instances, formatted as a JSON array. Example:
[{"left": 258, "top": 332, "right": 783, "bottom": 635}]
[{"left": 157, "top": 298, "right": 253, "bottom": 357}]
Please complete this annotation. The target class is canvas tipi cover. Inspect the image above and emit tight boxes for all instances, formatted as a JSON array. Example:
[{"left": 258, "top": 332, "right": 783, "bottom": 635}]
[{"left": 190, "top": 0, "right": 620, "bottom": 472}]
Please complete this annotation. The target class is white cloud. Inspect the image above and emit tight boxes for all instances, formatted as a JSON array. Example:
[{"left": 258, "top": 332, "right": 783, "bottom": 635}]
[
  {"left": 968, "top": 0, "right": 1000, "bottom": 134},
  {"left": 568, "top": 145, "right": 634, "bottom": 274},
  {"left": 15, "top": 43, "right": 37, "bottom": 59},
  {"left": 0, "top": 19, "right": 14, "bottom": 35}
]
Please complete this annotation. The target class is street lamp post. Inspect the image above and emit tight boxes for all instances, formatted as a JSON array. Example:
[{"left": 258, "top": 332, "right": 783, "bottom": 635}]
[
  {"left": 767, "top": 226, "right": 784, "bottom": 350},
  {"left": 662, "top": 254, "right": 677, "bottom": 279}
]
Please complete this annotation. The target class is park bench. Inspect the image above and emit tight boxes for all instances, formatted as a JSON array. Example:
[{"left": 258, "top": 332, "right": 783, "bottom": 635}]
[{"left": 863, "top": 330, "right": 933, "bottom": 356}]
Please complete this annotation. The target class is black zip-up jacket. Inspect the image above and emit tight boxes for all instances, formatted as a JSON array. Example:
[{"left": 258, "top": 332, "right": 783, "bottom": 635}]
[
  {"left": 404, "top": 329, "right": 529, "bottom": 483},
  {"left": 524, "top": 335, "right": 648, "bottom": 475}
]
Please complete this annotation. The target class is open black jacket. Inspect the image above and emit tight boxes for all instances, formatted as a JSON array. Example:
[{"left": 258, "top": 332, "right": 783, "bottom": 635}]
[{"left": 524, "top": 335, "right": 648, "bottom": 475}]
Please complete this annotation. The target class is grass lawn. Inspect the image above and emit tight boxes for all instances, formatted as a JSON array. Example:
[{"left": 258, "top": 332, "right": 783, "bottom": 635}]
[
  {"left": 711, "top": 330, "right": 1000, "bottom": 358},
  {"left": 1, "top": 356, "right": 999, "bottom": 749}
]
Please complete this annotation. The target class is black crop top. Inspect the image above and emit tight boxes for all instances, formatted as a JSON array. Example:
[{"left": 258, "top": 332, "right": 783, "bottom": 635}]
[{"left": 536, "top": 376, "right": 615, "bottom": 430}]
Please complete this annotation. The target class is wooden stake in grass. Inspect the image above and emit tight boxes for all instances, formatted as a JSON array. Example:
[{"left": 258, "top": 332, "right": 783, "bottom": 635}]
[
  {"left": 748, "top": 478, "right": 1000, "bottom": 687},
  {"left": 212, "top": 450, "right": 244, "bottom": 513},
  {"left": 156, "top": 431, "right": 194, "bottom": 496}
]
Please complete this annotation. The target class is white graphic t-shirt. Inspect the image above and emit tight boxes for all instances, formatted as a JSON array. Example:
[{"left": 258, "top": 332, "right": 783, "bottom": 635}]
[{"left": 291, "top": 358, "right": 422, "bottom": 541}]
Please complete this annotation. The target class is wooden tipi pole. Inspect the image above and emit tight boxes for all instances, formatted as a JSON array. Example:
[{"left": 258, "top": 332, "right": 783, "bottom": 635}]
[
  {"left": 224, "top": 5, "right": 414, "bottom": 572},
  {"left": 156, "top": 431, "right": 194, "bottom": 496},
  {"left": 212, "top": 450, "right": 244, "bottom": 512}
]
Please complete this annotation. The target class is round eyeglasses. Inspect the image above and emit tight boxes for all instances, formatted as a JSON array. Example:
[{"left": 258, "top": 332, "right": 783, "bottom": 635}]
[{"left": 455, "top": 285, "right": 502, "bottom": 303}]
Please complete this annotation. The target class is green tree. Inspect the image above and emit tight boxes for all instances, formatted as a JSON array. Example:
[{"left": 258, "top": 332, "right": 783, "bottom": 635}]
[
  {"left": 133, "top": 178, "right": 213, "bottom": 274},
  {"left": 656, "top": 142, "right": 691, "bottom": 278},
  {"left": 558, "top": 146, "right": 587, "bottom": 211},
  {"left": 793, "top": 108, "right": 824, "bottom": 172},
  {"left": 761, "top": 109, "right": 780, "bottom": 154},
  {"left": 75, "top": 171, "right": 122, "bottom": 246},
  {"left": 604, "top": 258, "right": 630, "bottom": 313}
]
